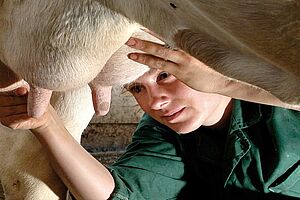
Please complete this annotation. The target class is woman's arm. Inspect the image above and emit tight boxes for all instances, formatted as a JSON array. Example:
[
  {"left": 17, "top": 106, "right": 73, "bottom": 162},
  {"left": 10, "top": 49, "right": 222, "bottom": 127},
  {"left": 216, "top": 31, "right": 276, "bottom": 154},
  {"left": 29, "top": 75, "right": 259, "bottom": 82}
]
[
  {"left": 0, "top": 88, "right": 114, "bottom": 200},
  {"left": 126, "top": 37, "right": 300, "bottom": 111}
]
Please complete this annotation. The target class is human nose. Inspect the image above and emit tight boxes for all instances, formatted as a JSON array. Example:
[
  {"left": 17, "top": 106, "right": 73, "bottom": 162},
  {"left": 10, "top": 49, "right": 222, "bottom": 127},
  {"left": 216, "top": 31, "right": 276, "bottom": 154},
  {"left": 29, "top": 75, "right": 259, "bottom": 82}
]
[{"left": 147, "top": 85, "right": 169, "bottom": 110}]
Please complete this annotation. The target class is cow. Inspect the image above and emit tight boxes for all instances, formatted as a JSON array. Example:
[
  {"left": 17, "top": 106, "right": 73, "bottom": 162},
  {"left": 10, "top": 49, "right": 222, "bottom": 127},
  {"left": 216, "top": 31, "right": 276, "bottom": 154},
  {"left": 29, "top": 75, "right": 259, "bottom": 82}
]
[
  {"left": 0, "top": 0, "right": 299, "bottom": 119},
  {"left": 0, "top": 0, "right": 299, "bottom": 199}
]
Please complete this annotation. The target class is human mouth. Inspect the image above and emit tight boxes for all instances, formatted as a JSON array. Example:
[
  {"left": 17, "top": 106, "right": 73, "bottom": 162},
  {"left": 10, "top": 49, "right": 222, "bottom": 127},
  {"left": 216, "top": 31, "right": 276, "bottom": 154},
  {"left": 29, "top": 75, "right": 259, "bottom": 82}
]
[{"left": 162, "top": 108, "right": 185, "bottom": 122}]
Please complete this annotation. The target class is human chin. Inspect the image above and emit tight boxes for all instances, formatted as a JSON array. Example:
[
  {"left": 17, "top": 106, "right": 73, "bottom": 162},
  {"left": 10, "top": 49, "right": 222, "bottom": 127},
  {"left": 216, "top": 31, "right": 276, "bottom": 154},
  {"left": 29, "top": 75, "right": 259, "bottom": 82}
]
[{"left": 169, "top": 120, "right": 202, "bottom": 134}]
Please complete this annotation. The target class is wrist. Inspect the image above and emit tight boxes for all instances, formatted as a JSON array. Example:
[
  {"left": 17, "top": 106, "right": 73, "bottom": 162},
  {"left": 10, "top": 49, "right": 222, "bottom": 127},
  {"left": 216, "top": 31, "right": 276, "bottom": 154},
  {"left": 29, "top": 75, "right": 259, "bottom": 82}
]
[{"left": 31, "top": 107, "right": 61, "bottom": 135}]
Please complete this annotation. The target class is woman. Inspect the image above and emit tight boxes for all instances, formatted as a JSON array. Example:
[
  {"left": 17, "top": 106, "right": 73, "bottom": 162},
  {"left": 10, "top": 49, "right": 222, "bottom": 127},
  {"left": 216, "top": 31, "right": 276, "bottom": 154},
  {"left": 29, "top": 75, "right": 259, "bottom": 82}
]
[{"left": 0, "top": 37, "right": 299, "bottom": 200}]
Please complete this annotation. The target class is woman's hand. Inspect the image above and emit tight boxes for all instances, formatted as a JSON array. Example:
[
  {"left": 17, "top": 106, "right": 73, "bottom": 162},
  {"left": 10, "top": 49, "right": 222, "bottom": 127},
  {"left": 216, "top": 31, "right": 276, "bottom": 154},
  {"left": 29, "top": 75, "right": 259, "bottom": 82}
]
[
  {"left": 125, "top": 36, "right": 300, "bottom": 110},
  {"left": 0, "top": 87, "right": 52, "bottom": 130},
  {"left": 125, "top": 36, "right": 227, "bottom": 94}
]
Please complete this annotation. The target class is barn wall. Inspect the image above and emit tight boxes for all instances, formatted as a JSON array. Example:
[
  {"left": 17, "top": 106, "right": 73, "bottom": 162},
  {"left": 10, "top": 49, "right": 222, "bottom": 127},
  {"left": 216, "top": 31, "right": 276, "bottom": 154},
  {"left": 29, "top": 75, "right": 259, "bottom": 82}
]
[{"left": 81, "top": 86, "right": 143, "bottom": 165}]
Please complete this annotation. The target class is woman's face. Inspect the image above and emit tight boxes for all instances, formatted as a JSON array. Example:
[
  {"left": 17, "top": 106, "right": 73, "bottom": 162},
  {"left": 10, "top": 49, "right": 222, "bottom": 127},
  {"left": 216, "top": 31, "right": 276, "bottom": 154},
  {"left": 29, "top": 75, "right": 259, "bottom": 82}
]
[{"left": 126, "top": 69, "right": 232, "bottom": 133}]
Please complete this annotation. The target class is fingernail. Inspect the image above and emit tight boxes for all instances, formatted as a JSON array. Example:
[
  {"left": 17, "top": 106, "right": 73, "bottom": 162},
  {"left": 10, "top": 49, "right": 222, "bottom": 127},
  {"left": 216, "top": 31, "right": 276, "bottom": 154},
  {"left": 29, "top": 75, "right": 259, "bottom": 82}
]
[
  {"left": 126, "top": 38, "right": 137, "bottom": 46},
  {"left": 128, "top": 53, "right": 138, "bottom": 60},
  {"left": 14, "top": 87, "right": 28, "bottom": 96}
]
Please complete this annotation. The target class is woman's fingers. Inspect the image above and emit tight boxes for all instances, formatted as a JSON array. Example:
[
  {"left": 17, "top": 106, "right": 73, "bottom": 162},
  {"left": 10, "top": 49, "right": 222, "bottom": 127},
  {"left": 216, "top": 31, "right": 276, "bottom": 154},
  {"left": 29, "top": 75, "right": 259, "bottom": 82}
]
[
  {"left": 0, "top": 102, "right": 44, "bottom": 130},
  {"left": 0, "top": 87, "right": 27, "bottom": 107},
  {"left": 0, "top": 87, "right": 29, "bottom": 129},
  {"left": 125, "top": 35, "right": 232, "bottom": 94},
  {"left": 0, "top": 103, "right": 27, "bottom": 117},
  {"left": 0, "top": 95, "right": 27, "bottom": 107},
  {"left": 126, "top": 37, "right": 186, "bottom": 64},
  {"left": 0, "top": 87, "right": 50, "bottom": 130},
  {"left": 0, "top": 113, "right": 32, "bottom": 130},
  {"left": 128, "top": 53, "right": 180, "bottom": 74}
]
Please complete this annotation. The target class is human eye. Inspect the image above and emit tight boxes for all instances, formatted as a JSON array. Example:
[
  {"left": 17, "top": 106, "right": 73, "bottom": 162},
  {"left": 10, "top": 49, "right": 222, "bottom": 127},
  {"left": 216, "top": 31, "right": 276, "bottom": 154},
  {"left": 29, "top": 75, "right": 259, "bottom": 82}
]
[
  {"left": 157, "top": 71, "right": 171, "bottom": 82},
  {"left": 126, "top": 82, "right": 144, "bottom": 94}
]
